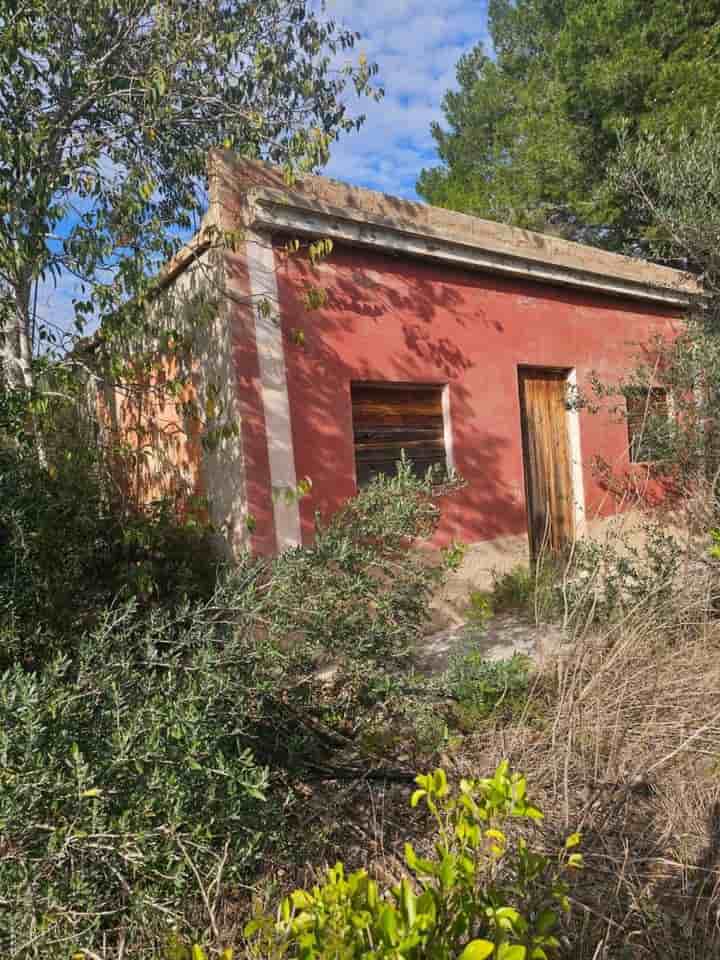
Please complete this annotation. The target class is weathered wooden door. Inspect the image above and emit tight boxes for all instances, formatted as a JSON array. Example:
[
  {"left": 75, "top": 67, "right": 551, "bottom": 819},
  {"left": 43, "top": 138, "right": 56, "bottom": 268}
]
[{"left": 518, "top": 368, "right": 574, "bottom": 558}]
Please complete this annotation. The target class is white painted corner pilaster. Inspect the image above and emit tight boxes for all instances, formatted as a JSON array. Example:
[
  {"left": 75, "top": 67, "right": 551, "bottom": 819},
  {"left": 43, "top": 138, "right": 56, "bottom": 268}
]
[
  {"left": 566, "top": 368, "right": 587, "bottom": 539},
  {"left": 245, "top": 230, "right": 302, "bottom": 551}
]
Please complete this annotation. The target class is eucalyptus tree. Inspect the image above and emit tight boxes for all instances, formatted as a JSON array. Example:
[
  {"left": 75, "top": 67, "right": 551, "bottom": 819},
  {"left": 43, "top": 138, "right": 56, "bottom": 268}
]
[{"left": 0, "top": 0, "right": 378, "bottom": 392}]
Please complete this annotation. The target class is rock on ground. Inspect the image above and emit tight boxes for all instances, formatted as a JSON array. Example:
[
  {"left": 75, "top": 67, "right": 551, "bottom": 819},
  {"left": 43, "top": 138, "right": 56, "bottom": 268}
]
[{"left": 413, "top": 614, "right": 566, "bottom": 675}]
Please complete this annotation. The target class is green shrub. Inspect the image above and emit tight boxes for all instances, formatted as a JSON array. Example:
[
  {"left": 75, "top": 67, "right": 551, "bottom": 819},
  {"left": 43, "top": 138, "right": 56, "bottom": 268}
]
[
  {"left": 260, "top": 457, "right": 450, "bottom": 666},
  {"left": 559, "top": 520, "right": 682, "bottom": 628},
  {"left": 245, "top": 763, "right": 581, "bottom": 960},
  {"left": 490, "top": 564, "right": 562, "bottom": 622},
  {"left": 1, "top": 462, "right": 454, "bottom": 957},
  {"left": 491, "top": 566, "right": 536, "bottom": 614},
  {"left": 487, "top": 519, "right": 683, "bottom": 631},
  {"left": 0, "top": 596, "right": 273, "bottom": 957},
  {"left": 407, "top": 700, "right": 451, "bottom": 755},
  {"left": 446, "top": 652, "right": 532, "bottom": 724},
  {"left": 467, "top": 590, "right": 494, "bottom": 627},
  {"left": 0, "top": 444, "right": 218, "bottom": 667}
]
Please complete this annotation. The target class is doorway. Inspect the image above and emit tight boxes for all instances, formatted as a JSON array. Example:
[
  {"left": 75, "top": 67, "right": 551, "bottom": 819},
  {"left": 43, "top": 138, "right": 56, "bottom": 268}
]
[{"left": 518, "top": 367, "right": 576, "bottom": 558}]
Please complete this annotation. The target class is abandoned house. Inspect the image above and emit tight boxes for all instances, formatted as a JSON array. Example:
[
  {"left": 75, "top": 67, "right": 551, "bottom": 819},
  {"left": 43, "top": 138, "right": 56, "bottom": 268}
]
[{"left": 103, "top": 151, "right": 700, "bottom": 568}]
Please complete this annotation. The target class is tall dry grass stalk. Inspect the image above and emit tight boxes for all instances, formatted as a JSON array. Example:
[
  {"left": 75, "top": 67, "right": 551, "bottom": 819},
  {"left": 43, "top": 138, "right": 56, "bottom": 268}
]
[{"left": 489, "top": 488, "right": 720, "bottom": 958}]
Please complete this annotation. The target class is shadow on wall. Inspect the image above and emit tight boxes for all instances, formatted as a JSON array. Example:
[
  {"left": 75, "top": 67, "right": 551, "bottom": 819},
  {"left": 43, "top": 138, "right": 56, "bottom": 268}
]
[
  {"left": 100, "top": 355, "right": 204, "bottom": 518},
  {"left": 97, "top": 251, "right": 246, "bottom": 553},
  {"left": 278, "top": 249, "right": 528, "bottom": 547}
]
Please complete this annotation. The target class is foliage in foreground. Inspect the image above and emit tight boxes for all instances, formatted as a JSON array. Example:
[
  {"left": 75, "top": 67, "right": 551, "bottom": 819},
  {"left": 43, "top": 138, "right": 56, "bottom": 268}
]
[
  {"left": 246, "top": 764, "right": 581, "bottom": 960},
  {"left": 0, "top": 441, "right": 218, "bottom": 667},
  {"left": 1, "top": 595, "right": 272, "bottom": 957},
  {"left": 0, "top": 464, "right": 452, "bottom": 958},
  {"left": 446, "top": 652, "right": 533, "bottom": 727}
]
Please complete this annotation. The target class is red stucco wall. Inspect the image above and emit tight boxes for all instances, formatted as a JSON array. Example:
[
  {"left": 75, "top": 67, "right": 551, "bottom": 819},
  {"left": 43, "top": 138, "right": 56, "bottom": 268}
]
[{"left": 271, "top": 243, "right": 681, "bottom": 549}]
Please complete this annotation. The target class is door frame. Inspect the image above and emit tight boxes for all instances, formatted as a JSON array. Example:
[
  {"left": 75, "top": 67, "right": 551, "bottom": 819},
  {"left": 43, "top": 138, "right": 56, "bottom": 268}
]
[{"left": 517, "top": 365, "right": 585, "bottom": 557}]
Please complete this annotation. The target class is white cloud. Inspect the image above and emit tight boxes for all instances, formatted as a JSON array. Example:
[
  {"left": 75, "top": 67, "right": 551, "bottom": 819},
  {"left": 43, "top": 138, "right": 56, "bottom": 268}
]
[{"left": 323, "top": 0, "right": 490, "bottom": 198}]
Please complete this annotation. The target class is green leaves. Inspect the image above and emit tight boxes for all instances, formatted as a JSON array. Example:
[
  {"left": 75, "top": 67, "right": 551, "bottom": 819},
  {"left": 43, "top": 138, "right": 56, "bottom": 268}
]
[
  {"left": 247, "top": 763, "right": 580, "bottom": 960},
  {"left": 0, "top": 575, "right": 274, "bottom": 957},
  {"left": 380, "top": 905, "right": 398, "bottom": 946},
  {"left": 459, "top": 940, "right": 495, "bottom": 960},
  {"left": 308, "top": 238, "right": 334, "bottom": 265},
  {"left": 1, "top": 1, "right": 379, "bottom": 394},
  {"left": 497, "top": 946, "right": 526, "bottom": 960},
  {"left": 147, "top": 66, "right": 168, "bottom": 104},
  {"left": 446, "top": 651, "right": 532, "bottom": 723},
  {"left": 417, "top": 0, "right": 720, "bottom": 248},
  {"left": 302, "top": 285, "right": 329, "bottom": 312}
]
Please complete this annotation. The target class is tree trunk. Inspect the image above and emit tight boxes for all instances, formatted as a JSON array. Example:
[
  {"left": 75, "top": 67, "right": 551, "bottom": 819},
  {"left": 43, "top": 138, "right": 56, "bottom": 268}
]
[
  {"left": 1, "top": 274, "right": 47, "bottom": 463},
  {"left": 1, "top": 274, "right": 34, "bottom": 391}
]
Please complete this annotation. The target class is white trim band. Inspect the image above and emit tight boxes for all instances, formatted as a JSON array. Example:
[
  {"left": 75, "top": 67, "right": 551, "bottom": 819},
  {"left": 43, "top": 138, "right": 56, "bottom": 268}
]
[
  {"left": 566, "top": 368, "right": 587, "bottom": 539},
  {"left": 252, "top": 200, "right": 693, "bottom": 308},
  {"left": 245, "top": 230, "right": 302, "bottom": 551}
]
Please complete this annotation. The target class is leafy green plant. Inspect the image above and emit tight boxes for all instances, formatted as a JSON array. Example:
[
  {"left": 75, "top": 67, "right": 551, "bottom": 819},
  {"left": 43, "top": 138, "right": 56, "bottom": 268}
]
[
  {"left": 262, "top": 456, "right": 454, "bottom": 665},
  {"left": 467, "top": 590, "right": 494, "bottom": 627},
  {"left": 245, "top": 763, "right": 581, "bottom": 959},
  {"left": 163, "top": 942, "right": 234, "bottom": 960},
  {"left": 0, "top": 593, "right": 276, "bottom": 958},
  {"left": 443, "top": 539, "right": 468, "bottom": 572},
  {"left": 490, "top": 564, "right": 562, "bottom": 622},
  {"left": 709, "top": 528, "right": 720, "bottom": 561},
  {"left": 491, "top": 567, "right": 536, "bottom": 615},
  {"left": 0, "top": 442, "right": 218, "bottom": 666},
  {"left": 408, "top": 702, "right": 451, "bottom": 756},
  {"left": 446, "top": 653, "right": 532, "bottom": 724},
  {"left": 559, "top": 520, "right": 682, "bottom": 628}
]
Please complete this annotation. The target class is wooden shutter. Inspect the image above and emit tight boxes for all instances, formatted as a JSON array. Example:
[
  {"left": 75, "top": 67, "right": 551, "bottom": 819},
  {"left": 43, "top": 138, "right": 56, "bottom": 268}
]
[
  {"left": 626, "top": 388, "right": 668, "bottom": 463},
  {"left": 351, "top": 383, "right": 446, "bottom": 486}
]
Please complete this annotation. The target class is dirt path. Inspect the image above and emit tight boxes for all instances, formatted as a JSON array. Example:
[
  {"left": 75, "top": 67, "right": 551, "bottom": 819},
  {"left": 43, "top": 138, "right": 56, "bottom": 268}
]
[{"left": 414, "top": 613, "right": 566, "bottom": 675}]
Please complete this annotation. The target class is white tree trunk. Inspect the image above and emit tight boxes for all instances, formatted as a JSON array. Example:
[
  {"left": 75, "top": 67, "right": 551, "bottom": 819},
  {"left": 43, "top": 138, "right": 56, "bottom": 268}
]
[{"left": 1, "top": 275, "right": 34, "bottom": 391}]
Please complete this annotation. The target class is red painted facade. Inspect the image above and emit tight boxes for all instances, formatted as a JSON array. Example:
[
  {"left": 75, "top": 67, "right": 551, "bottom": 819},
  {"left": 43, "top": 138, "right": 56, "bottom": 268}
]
[
  {"left": 103, "top": 154, "right": 692, "bottom": 559},
  {"left": 256, "top": 242, "right": 681, "bottom": 550}
]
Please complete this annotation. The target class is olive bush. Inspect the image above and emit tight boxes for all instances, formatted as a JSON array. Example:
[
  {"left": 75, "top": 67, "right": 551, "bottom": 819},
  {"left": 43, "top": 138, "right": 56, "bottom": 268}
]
[
  {"left": 1, "top": 462, "right": 454, "bottom": 957},
  {"left": 1, "top": 599, "right": 272, "bottom": 957}
]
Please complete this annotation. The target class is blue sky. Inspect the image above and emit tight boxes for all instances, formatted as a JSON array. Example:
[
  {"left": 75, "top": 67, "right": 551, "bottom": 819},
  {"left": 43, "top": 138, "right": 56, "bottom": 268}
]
[
  {"left": 37, "top": 1, "right": 490, "bottom": 330},
  {"left": 325, "top": 0, "right": 490, "bottom": 197}
]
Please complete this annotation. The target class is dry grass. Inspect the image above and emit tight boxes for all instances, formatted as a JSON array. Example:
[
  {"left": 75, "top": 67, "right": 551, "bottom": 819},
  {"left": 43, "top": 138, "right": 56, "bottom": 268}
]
[
  {"left": 505, "top": 611, "right": 720, "bottom": 956},
  {"left": 256, "top": 496, "right": 720, "bottom": 959},
  {"left": 470, "top": 497, "right": 720, "bottom": 957}
]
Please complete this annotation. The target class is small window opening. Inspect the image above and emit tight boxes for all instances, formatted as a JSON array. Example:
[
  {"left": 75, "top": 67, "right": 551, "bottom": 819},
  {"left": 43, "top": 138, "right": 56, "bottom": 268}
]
[
  {"left": 351, "top": 382, "right": 448, "bottom": 486},
  {"left": 626, "top": 387, "right": 669, "bottom": 463}
]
